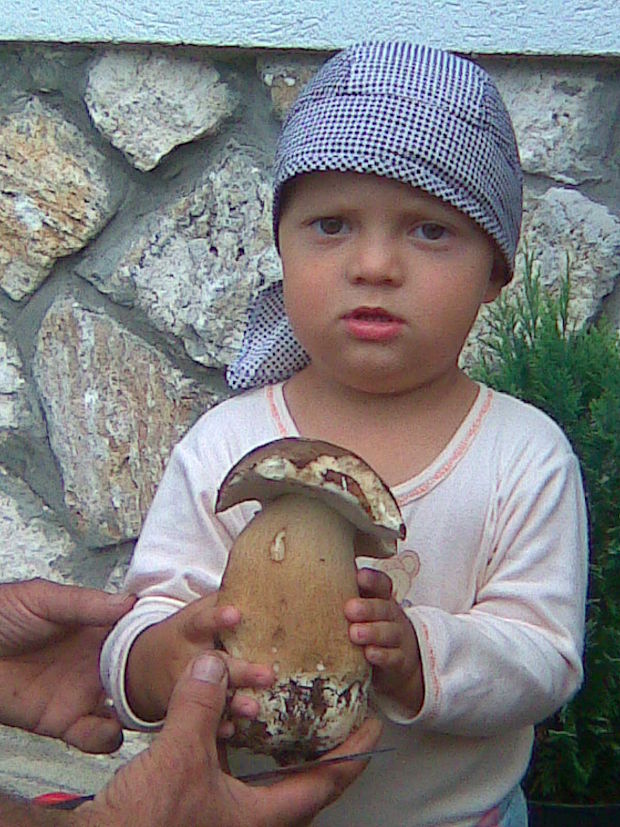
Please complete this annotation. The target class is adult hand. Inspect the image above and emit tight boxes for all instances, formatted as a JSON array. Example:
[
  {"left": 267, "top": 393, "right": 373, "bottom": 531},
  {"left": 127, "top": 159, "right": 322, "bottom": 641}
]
[
  {"left": 80, "top": 654, "right": 382, "bottom": 827},
  {"left": 0, "top": 578, "right": 135, "bottom": 753}
]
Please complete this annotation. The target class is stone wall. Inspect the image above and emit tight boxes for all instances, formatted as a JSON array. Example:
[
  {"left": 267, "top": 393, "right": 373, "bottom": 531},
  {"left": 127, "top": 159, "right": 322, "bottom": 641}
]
[{"left": 1, "top": 43, "right": 619, "bottom": 589}]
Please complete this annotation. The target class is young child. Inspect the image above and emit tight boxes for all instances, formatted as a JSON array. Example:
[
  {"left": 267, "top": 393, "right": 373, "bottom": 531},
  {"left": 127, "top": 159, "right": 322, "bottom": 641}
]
[{"left": 101, "top": 42, "right": 588, "bottom": 827}]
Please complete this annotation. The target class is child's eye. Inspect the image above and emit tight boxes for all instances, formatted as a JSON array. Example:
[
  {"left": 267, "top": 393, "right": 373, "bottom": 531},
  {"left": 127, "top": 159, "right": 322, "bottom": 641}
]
[
  {"left": 313, "top": 217, "right": 349, "bottom": 236},
  {"left": 412, "top": 223, "right": 448, "bottom": 241}
]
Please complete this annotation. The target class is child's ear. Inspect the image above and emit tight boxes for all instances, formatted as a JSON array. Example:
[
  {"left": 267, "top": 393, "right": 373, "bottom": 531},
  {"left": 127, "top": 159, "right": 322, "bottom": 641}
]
[{"left": 482, "top": 257, "right": 506, "bottom": 304}]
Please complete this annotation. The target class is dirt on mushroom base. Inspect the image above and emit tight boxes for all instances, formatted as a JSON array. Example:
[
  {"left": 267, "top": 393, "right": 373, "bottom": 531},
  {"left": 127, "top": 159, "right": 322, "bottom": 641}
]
[{"left": 230, "top": 674, "right": 371, "bottom": 764}]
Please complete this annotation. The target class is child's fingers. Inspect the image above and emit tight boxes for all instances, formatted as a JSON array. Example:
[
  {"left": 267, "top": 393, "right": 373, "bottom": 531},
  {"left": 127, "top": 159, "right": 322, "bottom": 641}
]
[
  {"left": 217, "top": 719, "right": 235, "bottom": 739},
  {"left": 219, "top": 652, "right": 275, "bottom": 690},
  {"left": 364, "top": 645, "right": 392, "bottom": 668},
  {"left": 178, "top": 599, "right": 241, "bottom": 643},
  {"left": 356, "top": 567, "right": 393, "bottom": 599},
  {"left": 364, "top": 643, "right": 413, "bottom": 673},
  {"left": 229, "top": 691, "right": 261, "bottom": 719},
  {"left": 345, "top": 596, "right": 398, "bottom": 623},
  {"left": 349, "top": 620, "right": 402, "bottom": 648}
]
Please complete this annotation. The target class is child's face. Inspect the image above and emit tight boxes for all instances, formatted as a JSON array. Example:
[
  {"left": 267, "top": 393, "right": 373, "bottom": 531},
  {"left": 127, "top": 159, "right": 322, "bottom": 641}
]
[{"left": 278, "top": 171, "right": 503, "bottom": 395}]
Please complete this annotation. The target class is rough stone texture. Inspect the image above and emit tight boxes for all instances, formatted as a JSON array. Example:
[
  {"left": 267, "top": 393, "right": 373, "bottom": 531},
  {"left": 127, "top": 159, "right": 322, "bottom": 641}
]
[
  {"left": 0, "top": 465, "right": 77, "bottom": 582},
  {"left": 104, "top": 553, "right": 133, "bottom": 593},
  {"left": 463, "top": 187, "right": 620, "bottom": 366},
  {"left": 488, "top": 61, "right": 618, "bottom": 186},
  {"left": 521, "top": 188, "right": 620, "bottom": 324},
  {"left": 606, "top": 281, "right": 620, "bottom": 329},
  {"left": 32, "top": 298, "right": 223, "bottom": 545},
  {"left": 257, "top": 52, "right": 323, "bottom": 119},
  {"left": 80, "top": 141, "right": 281, "bottom": 368},
  {"left": 463, "top": 58, "right": 620, "bottom": 365},
  {"left": 0, "top": 312, "right": 45, "bottom": 443},
  {"left": 85, "top": 48, "right": 239, "bottom": 172},
  {"left": 24, "top": 44, "right": 95, "bottom": 96},
  {"left": 0, "top": 96, "right": 120, "bottom": 300}
]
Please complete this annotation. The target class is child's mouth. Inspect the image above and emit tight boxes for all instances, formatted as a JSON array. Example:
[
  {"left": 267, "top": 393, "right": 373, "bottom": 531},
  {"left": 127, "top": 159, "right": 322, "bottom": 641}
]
[{"left": 342, "top": 307, "right": 404, "bottom": 341}]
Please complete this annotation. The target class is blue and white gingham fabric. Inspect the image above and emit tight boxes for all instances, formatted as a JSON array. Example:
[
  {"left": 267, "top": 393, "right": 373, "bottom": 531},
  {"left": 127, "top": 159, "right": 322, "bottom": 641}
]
[
  {"left": 227, "top": 41, "right": 523, "bottom": 391},
  {"left": 227, "top": 281, "right": 310, "bottom": 389}
]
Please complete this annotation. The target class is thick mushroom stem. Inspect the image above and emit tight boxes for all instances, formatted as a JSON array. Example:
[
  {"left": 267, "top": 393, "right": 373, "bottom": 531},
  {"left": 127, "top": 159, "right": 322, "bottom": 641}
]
[{"left": 218, "top": 493, "right": 371, "bottom": 762}]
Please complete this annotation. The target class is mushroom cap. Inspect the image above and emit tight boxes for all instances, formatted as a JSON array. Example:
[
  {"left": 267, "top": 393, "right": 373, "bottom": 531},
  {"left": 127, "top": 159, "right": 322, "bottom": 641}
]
[{"left": 215, "top": 437, "right": 405, "bottom": 556}]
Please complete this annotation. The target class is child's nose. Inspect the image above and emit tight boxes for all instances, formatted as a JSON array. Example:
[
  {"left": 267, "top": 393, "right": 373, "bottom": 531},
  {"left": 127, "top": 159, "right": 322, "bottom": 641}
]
[{"left": 346, "top": 234, "right": 403, "bottom": 287}]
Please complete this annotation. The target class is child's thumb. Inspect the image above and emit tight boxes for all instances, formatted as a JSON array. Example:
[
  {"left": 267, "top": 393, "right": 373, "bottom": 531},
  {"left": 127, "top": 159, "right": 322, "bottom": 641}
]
[{"left": 163, "top": 653, "right": 229, "bottom": 746}]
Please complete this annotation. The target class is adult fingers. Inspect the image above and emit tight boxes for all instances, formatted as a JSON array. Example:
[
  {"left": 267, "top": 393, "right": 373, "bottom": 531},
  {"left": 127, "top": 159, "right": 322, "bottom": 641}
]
[
  {"left": 15, "top": 579, "right": 136, "bottom": 627},
  {"left": 62, "top": 714, "right": 124, "bottom": 754},
  {"left": 258, "top": 718, "right": 383, "bottom": 827},
  {"left": 161, "top": 653, "right": 229, "bottom": 757}
]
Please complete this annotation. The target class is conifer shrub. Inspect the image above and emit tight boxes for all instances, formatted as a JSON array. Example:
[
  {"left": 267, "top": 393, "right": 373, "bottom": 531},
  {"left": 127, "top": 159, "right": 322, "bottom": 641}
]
[{"left": 470, "top": 252, "right": 620, "bottom": 804}]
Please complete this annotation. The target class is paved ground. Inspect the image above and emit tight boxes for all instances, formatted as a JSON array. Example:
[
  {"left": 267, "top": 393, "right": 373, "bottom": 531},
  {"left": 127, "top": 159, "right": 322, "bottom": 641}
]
[
  {"left": 0, "top": 725, "right": 149, "bottom": 801},
  {"left": 1, "top": 724, "right": 271, "bottom": 803}
]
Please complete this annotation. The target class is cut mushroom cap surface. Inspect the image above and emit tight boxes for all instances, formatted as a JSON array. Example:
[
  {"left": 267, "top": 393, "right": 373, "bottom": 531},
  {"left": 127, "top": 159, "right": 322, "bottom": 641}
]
[{"left": 215, "top": 437, "right": 405, "bottom": 556}]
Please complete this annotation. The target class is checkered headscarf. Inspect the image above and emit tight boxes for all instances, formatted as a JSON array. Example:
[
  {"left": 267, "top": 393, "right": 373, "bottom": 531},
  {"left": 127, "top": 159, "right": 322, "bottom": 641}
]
[{"left": 227, "top": 41, "right": 523, "bottom": 391}]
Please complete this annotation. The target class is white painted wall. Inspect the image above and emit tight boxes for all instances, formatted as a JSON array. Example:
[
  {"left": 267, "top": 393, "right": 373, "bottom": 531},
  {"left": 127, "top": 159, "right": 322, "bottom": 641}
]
[{"left": 3, "top": 0, "right": 619, "bottom": 55}]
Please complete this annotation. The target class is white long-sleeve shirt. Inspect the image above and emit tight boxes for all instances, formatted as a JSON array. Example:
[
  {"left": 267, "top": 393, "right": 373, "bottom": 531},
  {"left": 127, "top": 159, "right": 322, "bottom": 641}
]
[{"left": 101, "top": 382, "right": 588, "bottom": 827}]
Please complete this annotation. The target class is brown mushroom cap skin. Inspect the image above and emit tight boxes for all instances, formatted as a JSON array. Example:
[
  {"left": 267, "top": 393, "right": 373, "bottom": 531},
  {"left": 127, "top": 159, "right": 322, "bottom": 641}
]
[
  {"left": 218, "top": 494, "right": 371, "bottom": 763},
  {"left": 215, "top": 437, "right": 405, "bottom": 763},
  {"left": 216, "top": 437, "right": 406, "bottom": 557}
]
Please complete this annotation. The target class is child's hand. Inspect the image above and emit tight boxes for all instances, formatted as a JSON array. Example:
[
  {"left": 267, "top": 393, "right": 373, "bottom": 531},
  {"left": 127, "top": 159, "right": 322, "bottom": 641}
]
[
  {"left": 126, "top": 594, "right": 274, "bottom": 725},
  {"left": 345, "top": 568, "right": 424, "bottom": 717}
]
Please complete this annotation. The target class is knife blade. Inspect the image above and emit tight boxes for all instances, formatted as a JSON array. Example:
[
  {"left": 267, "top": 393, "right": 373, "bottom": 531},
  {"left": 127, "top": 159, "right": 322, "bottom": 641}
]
[
  {"left": 35, "top": 747, "right": 397, "bottom": 806},
  {"left": 235, "top": 746, "right": 395, "bottom": 783}
]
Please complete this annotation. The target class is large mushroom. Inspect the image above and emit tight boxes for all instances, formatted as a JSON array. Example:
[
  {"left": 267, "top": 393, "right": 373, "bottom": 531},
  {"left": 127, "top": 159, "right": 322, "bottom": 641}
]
[{"left": 215, "top": 437, "right": 405, "bottom": 764}]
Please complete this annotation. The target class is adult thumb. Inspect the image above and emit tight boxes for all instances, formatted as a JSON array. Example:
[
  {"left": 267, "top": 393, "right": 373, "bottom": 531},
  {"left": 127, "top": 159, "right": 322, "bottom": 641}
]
[{"left": 163, "top": 653, "right": 229, "bottom": 748}]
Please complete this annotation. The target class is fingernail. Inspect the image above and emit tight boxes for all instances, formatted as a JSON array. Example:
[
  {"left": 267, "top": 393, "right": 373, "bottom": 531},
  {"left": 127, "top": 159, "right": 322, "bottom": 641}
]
[
  {"left": 236, "top": 697, "right": 259, "bottom": 718},
  {"left": 219, "top": 605, "right": 240, "bottom": 624},
  {"left": 218, "top": 720, "right": 235, "bottom": 739},
  {"left": 192, "top": 654, "right": 226, "bottom": 684},
  {"left": 351, "top": 625, "right": 367, "bottom": 643},
  {"left": 255, "top": 669, "right": 275, "bottom": 687}
]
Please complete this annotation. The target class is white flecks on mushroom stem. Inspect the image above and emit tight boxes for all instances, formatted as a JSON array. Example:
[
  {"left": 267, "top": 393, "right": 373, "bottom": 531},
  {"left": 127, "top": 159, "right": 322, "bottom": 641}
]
[{"left": 270, "top": 528, "right": 287, "bottom": 561}]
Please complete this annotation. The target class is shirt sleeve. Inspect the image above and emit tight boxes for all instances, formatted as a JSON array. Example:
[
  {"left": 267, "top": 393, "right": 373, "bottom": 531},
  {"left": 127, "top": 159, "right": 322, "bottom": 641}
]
[
  {"left": 377, "top": 440, "right": 588, "bottom": 736},
  {"left": 99, "top": 595, "right": 186, "bottom": 730},
  {"left": 124, "top": 434, "right": 235, "bottom": 602},
  {"left": 100, "top": 420, "right": 244, "bottom": 729}
]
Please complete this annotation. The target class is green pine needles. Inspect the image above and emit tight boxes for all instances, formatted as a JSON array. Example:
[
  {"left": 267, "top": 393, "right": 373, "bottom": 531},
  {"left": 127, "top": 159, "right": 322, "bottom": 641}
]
[{"left": 471, "top": 251, "right": 620, "bottom": 804}]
